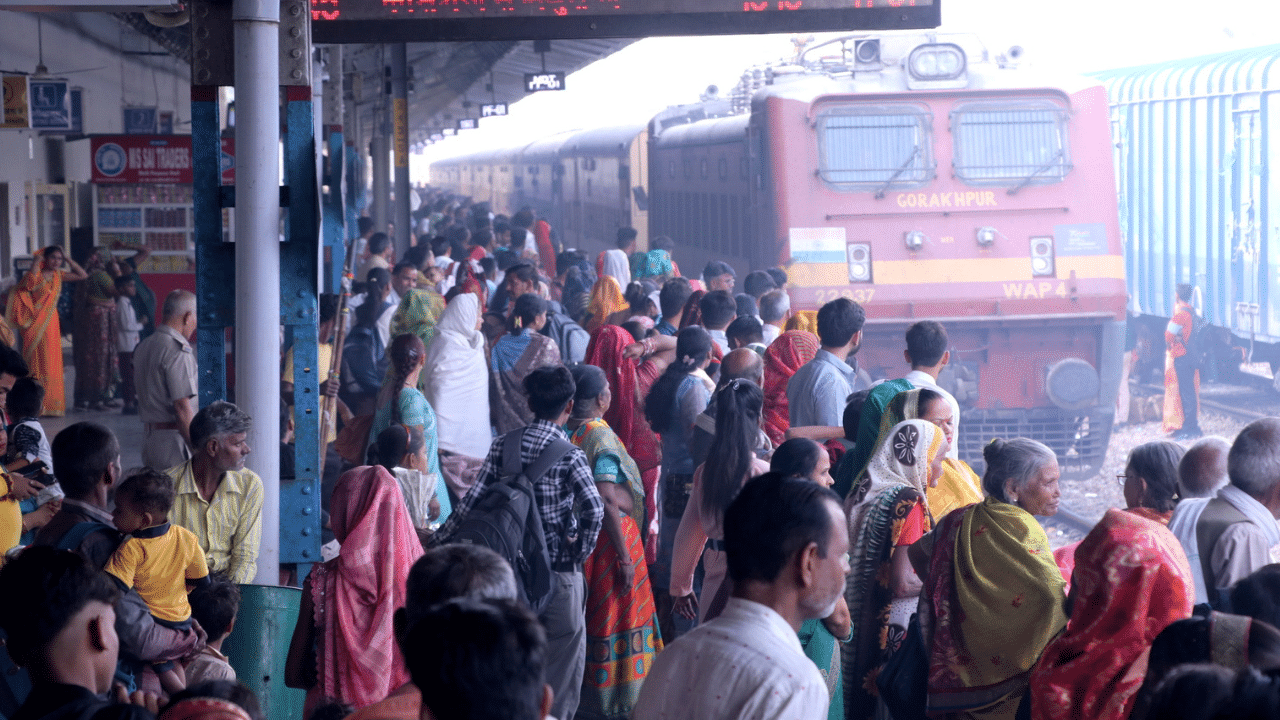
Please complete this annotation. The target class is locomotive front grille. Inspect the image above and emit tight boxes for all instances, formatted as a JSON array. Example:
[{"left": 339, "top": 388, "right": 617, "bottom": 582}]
[{"left": 957, "top": 406, "right": 1115, "bottom": 479}]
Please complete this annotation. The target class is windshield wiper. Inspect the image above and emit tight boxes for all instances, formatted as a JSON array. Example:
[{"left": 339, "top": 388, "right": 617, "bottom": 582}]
[
  {"left": 1006, "top": 150, "right": 1065, "bottom": 195},
  {"left": 873, "top": 146, "right": 921, "bottom": 199}
]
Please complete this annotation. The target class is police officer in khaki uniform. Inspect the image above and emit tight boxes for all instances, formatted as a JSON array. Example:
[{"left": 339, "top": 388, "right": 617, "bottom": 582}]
[{"left": 133, "top": 290, "right": 198, "bottom": 471}]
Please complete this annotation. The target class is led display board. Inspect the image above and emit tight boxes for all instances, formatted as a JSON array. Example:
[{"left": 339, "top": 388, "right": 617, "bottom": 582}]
[{"left": 313, "top": 0, "right": 939, "bottom": 43}]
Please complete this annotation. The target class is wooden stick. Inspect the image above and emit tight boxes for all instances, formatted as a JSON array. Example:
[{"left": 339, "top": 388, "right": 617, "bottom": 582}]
[{"left": 317, "top": 236, "right": 358, "bottom": 480}]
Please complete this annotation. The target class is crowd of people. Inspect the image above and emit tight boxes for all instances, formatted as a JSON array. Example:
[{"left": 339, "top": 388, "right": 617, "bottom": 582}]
[{"left": 1, "top": 193, "right": 1280, "bottom": 720}]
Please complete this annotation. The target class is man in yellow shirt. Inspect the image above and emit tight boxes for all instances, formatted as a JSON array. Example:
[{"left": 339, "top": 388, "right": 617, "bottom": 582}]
[{"left": 166, "top": 401, "right": 262, "bottom": 584}]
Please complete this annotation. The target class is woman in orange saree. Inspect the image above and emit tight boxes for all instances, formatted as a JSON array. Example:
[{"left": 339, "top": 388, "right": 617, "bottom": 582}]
[
  {"left": 5, "top": 247, "right": 87, "bottom": 416},
  {"left": 567, "top": 364, "right": 663, "bottom": 720}
]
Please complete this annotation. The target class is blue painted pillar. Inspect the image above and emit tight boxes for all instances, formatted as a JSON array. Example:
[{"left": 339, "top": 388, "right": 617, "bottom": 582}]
[
  {"left": 191, "top": 85, "right": 233, "bottom": 406},
  {"left": 281, "top": 84, "right": 322, "bottom": 567}
]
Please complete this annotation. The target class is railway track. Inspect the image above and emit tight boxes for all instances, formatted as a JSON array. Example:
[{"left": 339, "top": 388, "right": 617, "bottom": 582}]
[
  {"left": 1044, "top": 377, "right": 1279, "bottom": 542},
  {"left": 1047, "top": 506, "right": 1096, "bottom": 535},
  {"left": 1134, "top": 382, "right": 1272, "bottom": 423}
]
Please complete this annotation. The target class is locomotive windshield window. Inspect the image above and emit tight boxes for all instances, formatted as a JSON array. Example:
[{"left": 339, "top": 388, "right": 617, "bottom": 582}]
[
  {"left": 952, "top": 101, "right": 1071, "bottom": 188},
  {"left": 816, "top": 105, "right": 933, "bottom": 191}
]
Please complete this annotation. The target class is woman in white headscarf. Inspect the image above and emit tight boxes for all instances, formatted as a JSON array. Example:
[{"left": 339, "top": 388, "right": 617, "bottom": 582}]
[
  {"left": 597, "top": 247, "right": 632, "bottom": 288},
  {"left": 422, "top": 293, "right": 490, "bottom": 499},
  {"left": 844, "top": 419, "right": 947, "bottom": 720}
]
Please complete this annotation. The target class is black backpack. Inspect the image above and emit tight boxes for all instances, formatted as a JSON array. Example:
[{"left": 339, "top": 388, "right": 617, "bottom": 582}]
[
  {"left": 542, "top": 311, "right": 589, "bottom": 365},
  {"left": 1186, "top": 312, "right": 1212, "bottom": 370},
  {"left": 450, "top": 430, "right": 572, "bottom": 615}
]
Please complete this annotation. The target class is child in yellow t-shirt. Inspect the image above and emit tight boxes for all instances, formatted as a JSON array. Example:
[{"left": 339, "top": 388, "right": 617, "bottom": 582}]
[{"left": 104, "top": 469, "right": 210, "bottom": 694}]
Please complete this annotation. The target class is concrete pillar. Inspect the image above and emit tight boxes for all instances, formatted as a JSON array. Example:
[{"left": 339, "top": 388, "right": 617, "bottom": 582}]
[
  {"left": 233, "top": 0, "right": 281, "bottom": 585},
  {"left": 370, "top": 117, "right": 390, "bottom": 234}
]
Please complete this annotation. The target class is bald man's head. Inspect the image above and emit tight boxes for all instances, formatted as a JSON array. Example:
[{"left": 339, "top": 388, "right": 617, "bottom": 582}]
[
  {"left": 720, "top": 348, "right": 763, "bottom": 387},
  {"left": 1229, "top": 418, "right": 1280, "bottom": 502},
  {"left": 162, "top": 290, "right": 196, "bottom": 322},
  {"left": 1178, "top": 436, "right": 1231, "bottom": 498}
]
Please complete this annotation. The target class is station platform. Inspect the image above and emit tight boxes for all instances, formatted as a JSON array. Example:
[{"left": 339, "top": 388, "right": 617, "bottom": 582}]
[{"left": 41, "top": 349, "right": 148, "bottom": 473}]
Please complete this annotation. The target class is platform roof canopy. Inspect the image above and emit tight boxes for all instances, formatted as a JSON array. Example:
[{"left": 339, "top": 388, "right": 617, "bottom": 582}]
[
  {"left": 340, "top": 38, "right": 634, "bottom": 149},
  {"left": 327, "top": 1, "right": 939, "bottom": 148},
  {"left": 29, "top": 1, "right": 940, "bottom": 151}
]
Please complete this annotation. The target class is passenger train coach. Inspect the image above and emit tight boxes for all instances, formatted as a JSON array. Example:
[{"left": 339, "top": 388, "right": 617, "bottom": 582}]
[
  {"left": 1099, "top": 45, "right": 1280, "bottom": 388},
  {"left": 432, "top": 33, "right": 1128, "bottom": 474}
]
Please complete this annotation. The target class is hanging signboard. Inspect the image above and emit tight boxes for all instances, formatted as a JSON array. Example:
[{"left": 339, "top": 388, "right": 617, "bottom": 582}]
[
  {"left": 2, "top": 74, "right": 29, "bottom": 129},
  {"left": 480, "top": 103, "right": 508, "bottom": 118},
  {"left": 41, "top": 87, "right": 83, "bottom": 135},
  {"left": 457, "top": 118, "right": 477, "bottom": 130},
  {"left": 393, "top": 97, "right": 408, "bottom": 168},
  {"left": 91, "top": 135, "right": 236, "bottom": 184},
  {"left": 123, "top": 106, "right": 158, "bottom": 134},
  {"left": 29, "top": 79, "right": 72, "bottom": 130},
  {"left": 524, "top": 72, "right": 565, "bottom": 93}
]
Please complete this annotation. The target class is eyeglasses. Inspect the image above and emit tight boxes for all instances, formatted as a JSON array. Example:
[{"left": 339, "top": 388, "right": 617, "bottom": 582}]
[{"left": 1116, "top": 474, "right": 1129, "bottom": 487}]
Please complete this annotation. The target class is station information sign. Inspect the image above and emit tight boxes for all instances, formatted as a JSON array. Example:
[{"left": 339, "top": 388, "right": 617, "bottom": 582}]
[
  {"left": 525, "top": 72, "right": 565, "bottom": 93},
  {"left": 313, "top": 0, "right": 939, "bottom": 43}
]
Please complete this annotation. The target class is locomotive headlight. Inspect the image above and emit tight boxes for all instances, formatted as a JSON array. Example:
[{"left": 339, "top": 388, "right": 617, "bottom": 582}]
[
  {"left": 1030, "top": 236, "right": 1056, "bottom": 277},
  {"left": 976, "top": 226, "right": 997, "bottom": 247},
  {"left": 847, "top": 243, "right": 872, "bottom": 283},
  {"left": 904, "top": 231, "right": 926, "bottom": 252},
  {"left": 1045, "top": 358, "right": 1100, "bottom": 410},
  {"left": 907, "top": 44, "right": 967, "bottom": 81}
]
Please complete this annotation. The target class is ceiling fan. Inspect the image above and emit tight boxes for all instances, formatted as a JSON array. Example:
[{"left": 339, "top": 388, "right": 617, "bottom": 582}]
[{"left": 30, "top": 17, "right": 107, "bottom": 77}]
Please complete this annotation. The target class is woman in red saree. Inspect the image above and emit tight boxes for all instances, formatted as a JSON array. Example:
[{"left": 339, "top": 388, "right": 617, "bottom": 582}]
[
  {"left": 585, "top": 325, "right": 668, "bottom": 562},
  {"left": 5, "top": 246, "right": 88, "bottom": 416},
  {"left": 285, "top": 465, "right": 423, "bottom": 713},
  {"left": 1054, "top": 440, "right": 1184, "bottom": 593},
  {"left": 761, "top": 330, "right": 820, "bottom": 446},
  {"left": 1030, "top": 509, "right": 1193, "bottom": 720}
]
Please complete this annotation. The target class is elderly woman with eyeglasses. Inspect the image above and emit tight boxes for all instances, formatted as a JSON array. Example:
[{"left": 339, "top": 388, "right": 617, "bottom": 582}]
[
  {"left": 1055, "top": 440, "right": 1187, "bottom": 594},
  {"left": 1117, "top": 440, "right": 1187, "bottom": 523},
  {"left": 908, "top": 438, "right": 1067, "bottom": 720}
]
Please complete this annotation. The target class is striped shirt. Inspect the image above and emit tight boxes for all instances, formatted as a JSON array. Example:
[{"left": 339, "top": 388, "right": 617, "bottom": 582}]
[
  {"left": 431, "top": 419, "right": 604, "bottom": 566},
  {"left": 166, "top": 460, "right": 264, "bottom": 584}
]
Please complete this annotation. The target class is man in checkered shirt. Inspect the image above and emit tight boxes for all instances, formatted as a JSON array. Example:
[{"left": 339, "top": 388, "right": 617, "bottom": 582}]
[{"left": 431, "top": 365, "right": 604, "bottom": 720}]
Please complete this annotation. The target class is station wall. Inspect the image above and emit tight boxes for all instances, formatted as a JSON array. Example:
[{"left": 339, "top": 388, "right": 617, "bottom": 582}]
[{"left": 0, "top": 11, "right": 190, "bottom": 277}]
